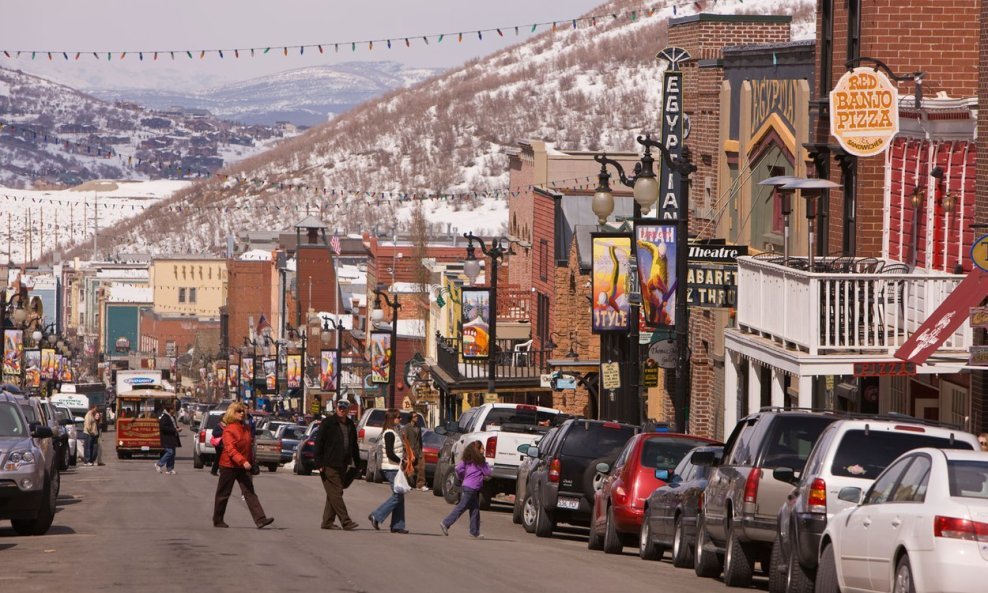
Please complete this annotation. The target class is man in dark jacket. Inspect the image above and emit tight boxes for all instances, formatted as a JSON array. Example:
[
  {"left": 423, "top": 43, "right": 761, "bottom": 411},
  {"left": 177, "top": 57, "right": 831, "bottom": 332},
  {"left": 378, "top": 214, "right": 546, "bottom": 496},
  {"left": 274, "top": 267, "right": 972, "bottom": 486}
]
[
  {"left": 155, "top": 403, "right": 182, "bottom": 475},
  {"left": 313, "top": 399, "right": 360, "bottom": 530}
]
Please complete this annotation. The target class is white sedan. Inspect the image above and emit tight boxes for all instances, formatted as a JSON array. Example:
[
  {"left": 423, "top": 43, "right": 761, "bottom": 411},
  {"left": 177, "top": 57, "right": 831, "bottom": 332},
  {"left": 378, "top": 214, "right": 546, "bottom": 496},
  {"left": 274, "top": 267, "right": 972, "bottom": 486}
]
[{"left": 815, "top": 447, "right": 987, "bottom": 593}]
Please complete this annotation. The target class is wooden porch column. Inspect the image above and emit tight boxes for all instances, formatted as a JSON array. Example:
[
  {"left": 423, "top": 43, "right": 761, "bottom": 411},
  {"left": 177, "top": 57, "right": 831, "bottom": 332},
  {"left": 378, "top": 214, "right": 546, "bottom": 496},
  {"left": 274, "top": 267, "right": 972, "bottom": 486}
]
[
  {"left": 724, "top": 351, "right": 739, "bottom": 437},
  {"left": 798, "top": 374, "right": 814, "bottom": 409},
  {"left": 771, "top": 368, "right": 786, "bottom": 409},
  {"left": 748, "top": 359, "right": 762, "bottom": 415}
]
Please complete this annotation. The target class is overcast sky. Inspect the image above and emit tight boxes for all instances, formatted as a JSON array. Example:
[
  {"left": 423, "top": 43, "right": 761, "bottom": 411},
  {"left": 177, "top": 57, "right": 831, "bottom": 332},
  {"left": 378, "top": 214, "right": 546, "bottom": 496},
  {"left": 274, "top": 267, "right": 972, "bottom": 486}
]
[{"left": 4, "top": 0, "right": 605, "bottom": 91}]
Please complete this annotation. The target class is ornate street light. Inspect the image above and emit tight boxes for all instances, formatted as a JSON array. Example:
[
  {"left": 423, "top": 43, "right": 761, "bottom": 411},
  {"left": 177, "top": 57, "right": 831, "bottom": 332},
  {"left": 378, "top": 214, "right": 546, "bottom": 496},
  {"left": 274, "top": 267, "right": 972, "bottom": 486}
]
[{"left": 463, "top": 232, "right": 509, "bottom": 396}]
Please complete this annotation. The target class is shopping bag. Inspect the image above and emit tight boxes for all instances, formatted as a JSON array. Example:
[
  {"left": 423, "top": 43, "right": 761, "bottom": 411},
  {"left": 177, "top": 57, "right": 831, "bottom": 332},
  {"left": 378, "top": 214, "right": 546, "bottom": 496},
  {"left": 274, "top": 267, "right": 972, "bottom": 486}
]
[
  {"left": 393, "top": 468, "right": 413, "bottom": 494},
  {"left": 342, "top": 466, "right": 359, "bottom": 489}
]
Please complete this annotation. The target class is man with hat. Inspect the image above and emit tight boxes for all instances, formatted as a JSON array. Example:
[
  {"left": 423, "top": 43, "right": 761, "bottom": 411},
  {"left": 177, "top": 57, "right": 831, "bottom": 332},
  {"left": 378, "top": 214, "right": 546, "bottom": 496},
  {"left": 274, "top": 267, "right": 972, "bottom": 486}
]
[{"left": 313, "top": 398, "right": 361, "bottom": 530}]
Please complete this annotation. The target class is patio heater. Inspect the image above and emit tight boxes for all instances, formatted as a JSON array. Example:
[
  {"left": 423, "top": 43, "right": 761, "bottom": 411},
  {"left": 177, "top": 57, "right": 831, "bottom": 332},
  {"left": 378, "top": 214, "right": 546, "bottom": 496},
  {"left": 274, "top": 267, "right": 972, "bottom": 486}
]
[
  {"left": 758, "top": 176, "right": 802, "bottom": 266},
  {"left": 782, "top": 178, "right": 841, "bottom": 270}
]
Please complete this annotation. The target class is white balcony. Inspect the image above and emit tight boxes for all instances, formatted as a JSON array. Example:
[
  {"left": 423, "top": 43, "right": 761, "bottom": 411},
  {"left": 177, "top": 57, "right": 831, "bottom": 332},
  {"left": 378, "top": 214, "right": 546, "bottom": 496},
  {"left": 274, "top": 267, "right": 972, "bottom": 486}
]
[{"left": 735, "top": 255, "right": 971, "bottom": 357}]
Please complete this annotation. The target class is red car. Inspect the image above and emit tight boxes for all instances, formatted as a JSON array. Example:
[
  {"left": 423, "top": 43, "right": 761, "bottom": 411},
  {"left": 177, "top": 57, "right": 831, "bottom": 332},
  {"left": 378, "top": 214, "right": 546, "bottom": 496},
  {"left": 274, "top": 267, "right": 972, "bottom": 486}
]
[{"left": 589, "top": 431, "right": 719, "bottom": 554}]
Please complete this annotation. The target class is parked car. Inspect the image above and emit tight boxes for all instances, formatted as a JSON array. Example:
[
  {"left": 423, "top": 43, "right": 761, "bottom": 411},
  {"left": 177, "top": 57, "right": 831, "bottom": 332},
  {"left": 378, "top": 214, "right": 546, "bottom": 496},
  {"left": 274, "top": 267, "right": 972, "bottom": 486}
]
[
  {"left": 815, "top": 448, "right": 988, "bottom": 593},
  {"left": 639, "top": 445, "right": 724, "bottom": 566},
  {"left": 193, "top": 410, "right": 226, "bottom": 469},
  {"left": 292, "top": 421, "right": 322, "bottom": 475},
  {"left": 770, "top": 417, "right": 979, "bottom": 593},
  {"left": 357, "top": 408, "right": 387, "bottom": 481},
  {"left": 254, "top": 422, "right": 288, "bottom": 472},
  {"left": 513, "top": 426, "right": 561, "bottom": 524},
  {"left": 521, "top": 418, "right": 639, "bottom": 537},
  {"left": 589, "top": 431, "right": 720, "bottom": 554},
  {"left": 422, "top": 428, "right": 444, "bottom": 486},
  {"left": 13, "top": 393, "right": 61, "bottom": 495},
  {"left": 53, "top": 406, "right": 80, "bottom": 467},
  {"left": 692, "top": 409, "right": 841, "bottom": 586},
  {"left": 432, "top": 422, "right": 463, "bottom": 497},
  {"left": 35, "top": 398, "right": 70, "bottom": 471},
  {"left": 275, "top": 424, "right": 306, "bottom": 464},
  {"left": 0, "top": 390, "right": 58, "bottom": 535}
]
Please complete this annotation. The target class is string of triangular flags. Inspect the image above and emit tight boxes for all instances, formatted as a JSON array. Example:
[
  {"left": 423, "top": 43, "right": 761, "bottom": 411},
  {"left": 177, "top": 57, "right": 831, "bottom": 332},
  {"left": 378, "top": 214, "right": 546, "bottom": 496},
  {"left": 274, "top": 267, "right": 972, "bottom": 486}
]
[{"left": 0, "top": 0, "right": 730, "bottom": 60}]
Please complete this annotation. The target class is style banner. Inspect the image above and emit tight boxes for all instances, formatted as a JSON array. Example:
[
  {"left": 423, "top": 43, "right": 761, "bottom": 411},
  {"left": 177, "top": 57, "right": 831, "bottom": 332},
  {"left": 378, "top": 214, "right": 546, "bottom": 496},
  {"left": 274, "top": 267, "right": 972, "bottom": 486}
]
[
  {"left": 592, "top": 234, "right": 633, "bottom": 333},
  {"left": 263, "top": 359, "right": 276, "bottom": 391},
  {"left": 320, "top": 350, "right": 338, "bottom": 392},
  {"left": 461, "top": 287, "right": 491, "bottom": 359},
  {"left": 635, "top": 222, "right": 677, "bottom": 327},
  {"left": 24, "top": 349, "right": 41, "bottom": 388},
  {"left": 229, "top": 364, "right": 239, "bottom": 390},
  {"left": 240, "top": 356, "right": 253, "bottom": 393},
  {"left": 41, "top": 348, "right": 56, "bottom": 379},
  {"left": 370, "top": 331, "right": 392, "bottom": 384},
  {"left": 216, "top": 367, "right": 227, "bottom": 388},
  {"left": 286, "top": 354, "right": 302, "bottom": 389},
  {"left": 3, "top": 330, "right": 23, "bottom": 376}
]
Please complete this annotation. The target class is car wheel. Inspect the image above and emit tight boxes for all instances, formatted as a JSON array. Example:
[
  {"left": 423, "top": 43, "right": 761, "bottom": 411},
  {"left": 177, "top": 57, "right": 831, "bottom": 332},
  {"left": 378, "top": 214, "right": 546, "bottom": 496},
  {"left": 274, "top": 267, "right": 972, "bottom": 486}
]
[
  {"left": 603, "top": 505, "right": 623, "bottom": 554},
  {"left": 814, "top": 544, "right": 839, "bottom": 593},
  {"left": 534, "top": 493, "right": 554, "bottom": 538},
  {"left": 672, "top": 514, "right": 694, "bottom": 568},
  {"left": 522, "top": 490, "right": 538, "bottom": 534},
  {"left": 786, "top": 530, "right": 816, "bottom": 593},
  {"left": 694, "top": 514, "right": 723, "bottom": 578},
  {"left": 298, "top": 463, "right": 312, "bottom": 476},
  {"left": 442, "top": 468, "right": 461, "bottom": 505},
  {"left": 639, "top": 507, "right": 662, "bottom": 560},
  {"left": 478, "top": 484, "right": 493, "bottom": 511},
  {"left": 723, "top": 516, "right": 754, "bottom": 587},
  {"left": 69, "top": 443, "right": 77, "bottom": 467},
  {"left": 11, "top": 473, "right": 56, "bottom": 536},
  {"left": 587, "top": 512, "right": 603, "bottom": 550},
  {"left": 768, "top": 536, "right": 786, "bottom": 593},
  {"left": 893, "top": 555, "right": 915, "bottom": 593},
  {"left": 512, "top": 485, "right": 525, "bottom": 524},
  {"left": 193, "top": 452, "right": 204, "bottom": 469},
  {"left": 59, "top": 444, "right": 70, "bottom": 471},
  {"left": 267, "top": 464, "right": 278, "bottom": 472},
  {"left": 432, "top": 464, "right": 444, "bottom": 496}
]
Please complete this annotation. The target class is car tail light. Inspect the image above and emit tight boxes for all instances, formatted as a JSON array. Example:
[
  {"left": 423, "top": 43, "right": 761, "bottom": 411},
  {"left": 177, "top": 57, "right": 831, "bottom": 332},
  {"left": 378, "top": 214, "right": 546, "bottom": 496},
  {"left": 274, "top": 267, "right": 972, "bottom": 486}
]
[
  {"left": 485, "top": 436, "right": 497, "bottom": 458},
  {"left": 516, "top": 404, "right": 537, "bottom": 411},
  {"left": 199, "top": 430, "right": 206, "bottom": 443},
  {"left": 305, "top": 440, "right": 315, "bottom": 447},
  {"left": 549, "top": 458, "right": 561, "bottom": 483},
  {"left": 358, "top": 428, "right": 365, "bottom": 442},
  {"left": 894, "top": 425, "right": 925, "bottom": 433},
  {"left": 934, "top": 516, "right": 988, "bottom": 541},
  {"left": 807, "top": 478, "right": 827, "bottom": 514},
  {"left": 613, "top": 485, "right": 627, "bottom": 504},
  {"left": 744, "top": 468, "right": 762, "bottom": 504},
  {"left": 603, "top": 422, "right": 622, "bottom": 429}
]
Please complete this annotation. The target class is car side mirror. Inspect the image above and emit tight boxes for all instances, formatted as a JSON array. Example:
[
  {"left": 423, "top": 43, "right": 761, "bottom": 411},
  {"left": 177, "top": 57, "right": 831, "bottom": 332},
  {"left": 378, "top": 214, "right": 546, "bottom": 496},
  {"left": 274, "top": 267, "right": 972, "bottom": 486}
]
[
  {"left": 434, "top": 425, "right": 448, "bottom": 436},
  {"left": 445, "top": 421, "right": 460, "bottom": 433},
  {"left": 838, "top": 486, "right": 863, "bottom": 505},
  {"left": 516, "top": 443, "right": 531, "bottom": 455},
  {"left": 691, "top": 450, "right": 716, "bottom": 466},
  {"left": 655, "top": 469, "right": 670, "bottom": 481},
  {"left": 772, "top": 467, "right": 799, "bottom": 486},
  {"left": 527, "top": 446, "right": 540, "bottom": 459},
  {"left": 32, "top": 426, "right": 54, "bottom": 439},
  {"left": 59, "top": 418, "right": 74, "bottom": 426},
  {"left": 595, "top": 462, "right": 610, "bottom": 474}
]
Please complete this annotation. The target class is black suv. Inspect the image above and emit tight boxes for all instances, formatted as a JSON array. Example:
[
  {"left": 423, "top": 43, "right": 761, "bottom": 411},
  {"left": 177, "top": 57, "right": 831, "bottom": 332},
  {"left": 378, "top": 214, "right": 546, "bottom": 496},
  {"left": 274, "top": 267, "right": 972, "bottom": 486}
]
[{"left": 521, "top": 419, "right": 638, "bottom": 538}]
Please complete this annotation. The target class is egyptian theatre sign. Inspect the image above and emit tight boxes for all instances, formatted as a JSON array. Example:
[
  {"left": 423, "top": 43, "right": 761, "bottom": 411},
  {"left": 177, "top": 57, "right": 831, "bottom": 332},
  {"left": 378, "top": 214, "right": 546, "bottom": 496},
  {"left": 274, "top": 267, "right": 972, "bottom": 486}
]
[{"left": 829, "top": 67, "right": 899, "bottom": 157}]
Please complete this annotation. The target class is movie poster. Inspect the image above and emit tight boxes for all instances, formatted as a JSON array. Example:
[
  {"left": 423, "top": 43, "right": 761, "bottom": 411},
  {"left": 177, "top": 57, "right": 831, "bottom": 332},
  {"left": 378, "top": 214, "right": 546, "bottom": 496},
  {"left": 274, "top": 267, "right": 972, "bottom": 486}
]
[
  {"left": 461, "top": 287, "right": 491, "bottom": 359},
  {"left": 370, "top": 331, "right": 392, "bottom": 384},
  {"left": 591, "top": 234, "right": 633, "bottom": 333},
  {"left": 2, "top": 329, "right": 23, "bottom": 375},
  {"left": 286, "top": 354, "right": 302, "bottom": 389},
  {"left": 263, "top": 359, "right": 277, "bottom": 391},
  {"left": 229, "top": 364, "right": 239, "bottom": 390},
  {"left": 635, "top": 221, "right": 678, "bottom": 327},
  {"left": 320, "top": 350, "right": 338, "bottom": 392},
  {"left": 41, "top": 348, "right": 56, "bottom": 380},
  {"left": 24, "top": 349, "right": 41, "bottom": 388}
]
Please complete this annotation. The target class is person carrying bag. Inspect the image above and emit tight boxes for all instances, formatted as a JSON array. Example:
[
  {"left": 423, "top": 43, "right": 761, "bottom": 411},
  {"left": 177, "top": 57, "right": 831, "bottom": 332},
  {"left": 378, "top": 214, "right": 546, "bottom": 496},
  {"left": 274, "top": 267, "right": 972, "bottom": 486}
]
[{"left": 367, "top": 410, "right": 410, "bottom": 533}]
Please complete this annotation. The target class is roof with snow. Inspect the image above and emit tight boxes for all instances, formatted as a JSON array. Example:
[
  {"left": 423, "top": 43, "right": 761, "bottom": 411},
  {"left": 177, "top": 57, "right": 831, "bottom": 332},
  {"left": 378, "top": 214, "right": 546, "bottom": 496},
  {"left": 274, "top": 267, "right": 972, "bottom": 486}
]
[
  {"left": 239, "top": 249, "right": 273, "bottom": 261},
  {"left": 106, "top": 283, "right": 153, "bottom": 303}
]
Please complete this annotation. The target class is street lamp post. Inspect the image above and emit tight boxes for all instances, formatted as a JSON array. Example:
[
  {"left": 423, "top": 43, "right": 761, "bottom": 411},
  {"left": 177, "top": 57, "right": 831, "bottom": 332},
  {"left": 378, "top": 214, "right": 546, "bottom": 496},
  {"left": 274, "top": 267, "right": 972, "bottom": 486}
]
[
  {"left": 462, "top": 232, "right": 509, "bottom": 397},
  {"left": 593, "top": 134, "right": 696, "bottom": 431},
  {"left": 371, "top": 287, "right": 400, "bottom": 406}
]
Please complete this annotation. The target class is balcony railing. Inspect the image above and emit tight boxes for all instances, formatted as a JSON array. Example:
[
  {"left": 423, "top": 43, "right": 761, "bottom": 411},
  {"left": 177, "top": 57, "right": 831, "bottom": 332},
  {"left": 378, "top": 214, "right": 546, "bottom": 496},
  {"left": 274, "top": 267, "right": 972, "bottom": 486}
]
[
  {"left": 435, "top": 332, "right": 549, "bottom": 383},
  {"left": 736, "top": 256, "right": 970, "bottom": 356},
  {"left": 497, "top": 287, "right": 532, "bottom": 322}
]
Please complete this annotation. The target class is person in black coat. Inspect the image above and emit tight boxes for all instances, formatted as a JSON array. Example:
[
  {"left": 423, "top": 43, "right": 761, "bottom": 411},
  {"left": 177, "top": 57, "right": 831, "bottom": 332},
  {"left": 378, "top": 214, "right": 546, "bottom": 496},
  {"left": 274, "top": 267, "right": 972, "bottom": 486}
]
[
  {"left": 155, "top": 402, "right": 182, "bottom": 475},
  {"left": 312, "top": 400, "right": 360, "bottom": 530}
]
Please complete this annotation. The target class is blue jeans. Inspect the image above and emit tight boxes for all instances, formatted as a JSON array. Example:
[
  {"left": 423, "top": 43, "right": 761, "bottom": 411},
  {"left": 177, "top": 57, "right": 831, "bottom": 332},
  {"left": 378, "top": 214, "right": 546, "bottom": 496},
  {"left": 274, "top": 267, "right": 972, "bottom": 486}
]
[
  {"left": 370, "top": 470, "right": 405, "bottom": 530},
  {"left": 442, "top": 487, "right": 481, "bottom": 536},
  {"left": 84, "top": 434, "right": 98, "bottom": 463},
  {"left": 157, "top": 448, "right": 176, "bottom": 471}
]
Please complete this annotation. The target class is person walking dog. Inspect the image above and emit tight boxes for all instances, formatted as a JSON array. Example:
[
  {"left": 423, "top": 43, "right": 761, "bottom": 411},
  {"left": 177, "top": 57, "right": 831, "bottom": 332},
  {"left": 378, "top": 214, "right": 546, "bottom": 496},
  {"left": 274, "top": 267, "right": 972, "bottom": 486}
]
[
  {"left": 313, "top": 399, "right": 361, "bottom": 530},
  {"left": 439, "top": 441, "right": 491, "bottom": 538},
  {"left": 212, "top": 402, "right": 274, "bottom": 529}
]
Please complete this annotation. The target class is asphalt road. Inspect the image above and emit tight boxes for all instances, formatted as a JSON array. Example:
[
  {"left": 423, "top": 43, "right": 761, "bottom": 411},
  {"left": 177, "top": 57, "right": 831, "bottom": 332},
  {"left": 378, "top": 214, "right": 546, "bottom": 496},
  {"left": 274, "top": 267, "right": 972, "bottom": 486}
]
[{"left": 0, "top": 433, "right": 766, "bottom": 593}]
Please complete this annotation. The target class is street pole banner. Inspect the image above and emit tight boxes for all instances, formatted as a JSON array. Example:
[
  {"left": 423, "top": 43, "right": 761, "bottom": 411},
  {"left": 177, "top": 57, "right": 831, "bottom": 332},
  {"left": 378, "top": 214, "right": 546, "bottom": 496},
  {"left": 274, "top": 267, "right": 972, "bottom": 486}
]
[
  {"left": 216, "top": 367, "right": 227, "bottom": 388},
  {"left": 24, "top": 349, "right": 40, "bottom": 388},
  {"left": 2, "top": 329, "right": 23, "bottom": 376},
  {"left": 229, "top": 363, "right": 239, "bottom": 391},
  {"left": 41, "top": 348, "right": 56, "bottom": 379},
  {"left": 461, "top": 287, "right": 491, "bottom": 359},
  {"left": 635, "top": 221, "right": 677, "bottom": 327},
  {"left": 240, "top": 356, "right": 253, "bottom": 394},
  {"left": 286, "top": 354, "right": 302, "bottom": 389},
  {"left": 591, "top": 233, "right": 633, "bottom": 333},
  {"left": 263, "top": 359, "right": 277, "bottom": 391},
  {"left": 370, "top": 331, "right": 392, "bottom": 384},
  {"left": 320, "top": 350, "right": 338, "bottom": 392}
]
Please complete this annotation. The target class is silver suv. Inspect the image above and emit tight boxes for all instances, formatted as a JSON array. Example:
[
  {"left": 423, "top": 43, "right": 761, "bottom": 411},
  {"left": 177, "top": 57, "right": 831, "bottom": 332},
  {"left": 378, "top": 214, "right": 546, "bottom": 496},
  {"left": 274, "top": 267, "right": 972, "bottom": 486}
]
[
  {"left": 193, "top": 410, "right": 226, "bottom": 469},
  {"left": 0, "top": 391, "right": 58, "bottom": 535},
  {"left": 770, "top": 416, "right": 979, "bottom": 593}
]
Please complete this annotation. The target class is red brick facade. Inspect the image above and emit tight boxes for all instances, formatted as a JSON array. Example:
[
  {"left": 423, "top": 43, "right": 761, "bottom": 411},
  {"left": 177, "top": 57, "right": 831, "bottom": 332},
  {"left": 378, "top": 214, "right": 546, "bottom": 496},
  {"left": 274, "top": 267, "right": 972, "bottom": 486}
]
[
  {"left": 226, "top": 258, "right": 276, "bottom": 348},
  {"left": 139, "top": 309, "right": 220, "bottom": 357}
]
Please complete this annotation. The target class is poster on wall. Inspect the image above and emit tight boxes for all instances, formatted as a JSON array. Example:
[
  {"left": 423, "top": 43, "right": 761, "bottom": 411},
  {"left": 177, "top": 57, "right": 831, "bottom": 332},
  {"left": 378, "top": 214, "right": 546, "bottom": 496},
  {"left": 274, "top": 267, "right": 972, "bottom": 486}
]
[
  {"left": 229, "top": 364, "right": 239, "bottom": 390},
  {"left": 320, "top": 350, "right": 338, "bottom": 392},
  {"left": 461, "top": 287, "right": 491, "bottom": 358},
  {"left": 286, "top": 354, "right": 302, "bottom": 389},
  {"left": 41, "top": 348, "right": 56, "bottom": 379},
  {"left": 635, "top": 221, "right": 678, "bottom": 327},
  {"left": 370, "top": 331, "right": 392, "bottom": 384},
  {"left": 24, "top": 349, "right": 41, "bottom": 388},
  {"left": 2, "top": 329, "right": 23, "bottom": 375},
  {"left": 591, "top": 234, "right": 633, "bottom": 333},
  {"left": 263, "top": 359, "right": 277, "bottom": 391}
]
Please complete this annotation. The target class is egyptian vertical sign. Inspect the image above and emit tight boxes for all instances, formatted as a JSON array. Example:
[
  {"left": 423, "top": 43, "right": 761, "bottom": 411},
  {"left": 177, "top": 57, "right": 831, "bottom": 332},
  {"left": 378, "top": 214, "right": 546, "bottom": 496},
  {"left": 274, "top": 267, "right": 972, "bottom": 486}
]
[
  {"left": 461, "top": 287, "right": 491, "bottom": 359},
  {"left": 635, "top": 222, "right": 678, "bottom": 327},
  {"left": 591, "top": 234, "right": 633, "bottom": 333},
  {"left": 657, "top": 47, "right": 690, "bottom": 220}
]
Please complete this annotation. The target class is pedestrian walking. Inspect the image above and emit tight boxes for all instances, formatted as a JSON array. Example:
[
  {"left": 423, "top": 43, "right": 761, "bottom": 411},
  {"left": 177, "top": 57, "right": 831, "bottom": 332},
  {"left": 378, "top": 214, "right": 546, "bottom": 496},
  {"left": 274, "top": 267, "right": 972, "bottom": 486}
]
[
  {"left": 94, "top": 411, "right": 105, "bottom": 466},
  {"left": 368, "top": 409, "right": 410, "bottom": 534},
  {"left": 313, "top": 399, "right": 361, "bottom": 530},
  {"left": 439, "top": 441, "right": 491, "bottom": 539},
  {"left": 404, "top": 412, "right": 427, "bottom": 490},
  {"left": 212, "top": 402, "right": 274, "bottom": 529},
  {"left": 82, "top": 404, "right": 99, "bottom": 466},
  {"left": 210, "top": 421, "right": 225, "bottom": 476},
  {"left": 154, "top": 403, "right": 182, "bottom": 474}
]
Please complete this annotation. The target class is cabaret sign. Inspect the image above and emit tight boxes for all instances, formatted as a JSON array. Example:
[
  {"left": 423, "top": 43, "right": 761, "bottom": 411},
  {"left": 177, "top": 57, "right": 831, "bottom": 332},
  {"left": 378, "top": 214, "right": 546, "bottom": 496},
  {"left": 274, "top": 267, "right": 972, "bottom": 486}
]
[{"left": 829, "top": 67, "right": 899, "bottom": 157}]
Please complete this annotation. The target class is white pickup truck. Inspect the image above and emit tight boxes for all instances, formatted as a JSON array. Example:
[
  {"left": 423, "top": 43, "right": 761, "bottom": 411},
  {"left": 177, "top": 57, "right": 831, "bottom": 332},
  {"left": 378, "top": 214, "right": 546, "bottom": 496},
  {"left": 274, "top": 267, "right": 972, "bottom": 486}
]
[{"left": 434, "top": 403, "right": 562, "bottom": 508}]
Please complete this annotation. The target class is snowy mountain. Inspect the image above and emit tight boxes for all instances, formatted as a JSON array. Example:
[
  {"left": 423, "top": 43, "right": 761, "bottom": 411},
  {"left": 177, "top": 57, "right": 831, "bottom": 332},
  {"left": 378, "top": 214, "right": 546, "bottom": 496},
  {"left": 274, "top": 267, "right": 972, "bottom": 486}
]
[
  {"left": 56, "top": 0, "right": 814, "bottom": 261},
  {"left": 87, "top": 62, "right": 443, "bottom": 127}
]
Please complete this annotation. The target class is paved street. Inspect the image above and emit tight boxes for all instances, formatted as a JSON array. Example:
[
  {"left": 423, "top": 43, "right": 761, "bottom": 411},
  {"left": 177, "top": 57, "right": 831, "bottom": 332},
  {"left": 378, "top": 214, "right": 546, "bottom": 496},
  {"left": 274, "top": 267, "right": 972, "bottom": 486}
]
[{"left": 0, "top": 433, "right": 765, "bottom": 593}]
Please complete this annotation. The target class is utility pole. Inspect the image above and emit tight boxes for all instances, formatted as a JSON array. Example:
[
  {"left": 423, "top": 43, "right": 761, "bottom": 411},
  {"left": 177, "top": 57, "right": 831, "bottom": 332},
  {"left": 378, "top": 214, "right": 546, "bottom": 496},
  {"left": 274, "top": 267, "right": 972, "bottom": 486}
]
[{"left": 92, "top": 191, "right": 98, "bottom": 259}]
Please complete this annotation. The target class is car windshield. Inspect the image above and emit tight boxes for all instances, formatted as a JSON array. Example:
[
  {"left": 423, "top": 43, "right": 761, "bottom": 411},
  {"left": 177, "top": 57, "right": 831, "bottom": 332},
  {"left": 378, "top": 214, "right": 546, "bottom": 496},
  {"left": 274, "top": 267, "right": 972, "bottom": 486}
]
[
  {"left": 18, "top": 404, "right": 38, "bottom": 423},
  {"left": 364, "top": 411, "right": 386, "bottom": 428},
  {"left": 831, "top": 430, "right": 974, "bottom": 479},
  {"left": 640, "top": 438, "right": 713, "bottom": 469},
  {"left": 422, "top": 430, "right": 445, "bottom": 448},
  {"left": 761, "top": 415, "right": 835, "bottom": 469},
  {"left": 947, "top": 460, "right": 988, "bottom": 499},
  {"left": 561, "top": 423, "right": 637, "bottom": 459},
  {"left": 0, "top": 403, "right": 27, "bottom": 437},
  {"left": 203, "top": 413, "right": 224, "bottom": 429}
]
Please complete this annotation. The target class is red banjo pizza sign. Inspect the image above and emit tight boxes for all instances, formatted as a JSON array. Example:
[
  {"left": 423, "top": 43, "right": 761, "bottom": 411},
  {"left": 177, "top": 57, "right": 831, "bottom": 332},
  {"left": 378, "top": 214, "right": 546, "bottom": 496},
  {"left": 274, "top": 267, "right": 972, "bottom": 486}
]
[{"left": 829, "top": 67, "right": 899, "bottom": 157}]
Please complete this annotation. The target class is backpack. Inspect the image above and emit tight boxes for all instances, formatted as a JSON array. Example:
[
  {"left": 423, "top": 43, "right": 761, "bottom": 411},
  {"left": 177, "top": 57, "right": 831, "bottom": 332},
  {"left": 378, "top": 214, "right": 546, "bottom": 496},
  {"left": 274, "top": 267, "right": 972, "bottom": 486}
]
[{"left": 210, "top": 424, "right": 224, "bottom": 448}]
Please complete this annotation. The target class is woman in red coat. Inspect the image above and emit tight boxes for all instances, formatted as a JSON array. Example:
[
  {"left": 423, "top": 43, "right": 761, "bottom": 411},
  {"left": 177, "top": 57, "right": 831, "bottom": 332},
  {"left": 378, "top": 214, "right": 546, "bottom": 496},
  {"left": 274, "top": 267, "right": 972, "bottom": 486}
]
[{"left": 212, "top": 402, "right": 274, "bottom": 528}]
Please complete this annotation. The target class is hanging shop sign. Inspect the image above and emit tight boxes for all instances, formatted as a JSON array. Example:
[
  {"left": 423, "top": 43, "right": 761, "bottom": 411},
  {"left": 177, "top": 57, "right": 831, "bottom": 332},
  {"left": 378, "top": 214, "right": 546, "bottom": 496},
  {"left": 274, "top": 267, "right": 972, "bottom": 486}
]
[
  {"left": 829, "top": 67, "right": 899, "bottom": 157},
  {"left": 369, "top": 331, "right": 392, "bottom": 384},
  {"left": 970, "top": 306, "right": 988, "bottom": 330},
  {"left": 657, "top": 46, "right": 690, "bottom": 219},
  {"left": 969, "top": 346, "right": 988, "bottom": 367},
  {"left": 971, "top": 234, "right": 988, "bottom": 272},
  {"left": 686, "top": 263, "right": 738, "bottom": 308},
  {"left": 461, "top": 287, "right": 492, "bottom": 359},
  {"left": 648, "top": 337, "right": 678, "bottom": 370},
  {"left": 634, "top": 222, "right": 677, "bottom": 328},
  {"left": 642, "top": 359, "right": 659, "bottom": 388},
  {"left": 591, "top": 233, "right": 633, "bottom": 333},
  {"left": 688, "top": 243, "right": 748, "bottom": 263}
]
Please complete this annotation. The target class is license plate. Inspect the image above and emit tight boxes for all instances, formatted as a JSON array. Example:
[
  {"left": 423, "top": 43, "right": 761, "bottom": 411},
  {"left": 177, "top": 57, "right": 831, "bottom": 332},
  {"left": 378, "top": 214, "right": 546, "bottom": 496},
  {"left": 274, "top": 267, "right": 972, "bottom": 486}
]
[
  {"left": 557, "top": 497, "right": 580, "bottom": 510},
  {"left": 140, "top": 446, "right": 150, "bottom": 451}
]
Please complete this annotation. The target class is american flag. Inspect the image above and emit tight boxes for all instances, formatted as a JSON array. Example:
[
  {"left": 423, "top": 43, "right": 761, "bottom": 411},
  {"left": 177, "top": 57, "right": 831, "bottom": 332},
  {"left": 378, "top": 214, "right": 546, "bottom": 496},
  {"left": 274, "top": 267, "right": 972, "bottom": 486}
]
[{"left": 330, "top": 234, "right": 341, "bottom": 256}]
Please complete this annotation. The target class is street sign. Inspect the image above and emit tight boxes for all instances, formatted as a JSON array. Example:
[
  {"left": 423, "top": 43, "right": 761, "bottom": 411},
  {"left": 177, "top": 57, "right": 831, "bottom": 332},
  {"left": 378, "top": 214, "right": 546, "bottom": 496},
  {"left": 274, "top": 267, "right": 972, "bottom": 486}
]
[
  {"left": 648, "top": 339, "right": 678, "bottom": 370},
  {"left": 540, "top": 374, "right": 552, "bottom": 389},
  {"left": 642, "top": 362, "right": 659, "bottom": 388},
  {"left": 601, "top": 362, "right": 621, "bottom": 390}
]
